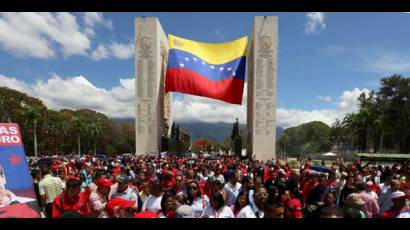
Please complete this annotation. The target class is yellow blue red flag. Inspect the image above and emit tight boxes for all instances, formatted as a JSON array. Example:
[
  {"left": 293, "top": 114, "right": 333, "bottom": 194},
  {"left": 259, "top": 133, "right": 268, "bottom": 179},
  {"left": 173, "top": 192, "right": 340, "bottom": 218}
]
[{"left": 165, "top": 34, "right": 247, "bottom": 105}]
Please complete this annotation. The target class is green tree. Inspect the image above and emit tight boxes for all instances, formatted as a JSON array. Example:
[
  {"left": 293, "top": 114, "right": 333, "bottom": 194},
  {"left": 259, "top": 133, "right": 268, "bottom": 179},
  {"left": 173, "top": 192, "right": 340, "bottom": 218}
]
[
  {"left": 71, "top": 116, "right": 85, "bottom": 155},
  {"left": 89, "top": 122, "right": 102, "bottom": 155},
  {"left": 22, "top": 104, "right": 41, "bottom": 157}
]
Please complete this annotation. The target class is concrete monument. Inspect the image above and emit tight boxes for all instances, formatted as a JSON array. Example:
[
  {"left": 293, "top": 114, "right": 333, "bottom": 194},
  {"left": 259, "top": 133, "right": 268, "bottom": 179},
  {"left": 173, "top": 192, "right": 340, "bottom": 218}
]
[
  {"left": 135, "top": 17, "right": 171, "bottom": 155},
  {"left": 246, "top": 16, "right": 278, "bottom": 161}
]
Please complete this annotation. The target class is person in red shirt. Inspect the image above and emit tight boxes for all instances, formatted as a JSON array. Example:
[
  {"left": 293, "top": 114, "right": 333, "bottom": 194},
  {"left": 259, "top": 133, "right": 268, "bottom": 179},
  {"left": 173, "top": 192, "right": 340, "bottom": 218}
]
[
  {"left": 284, "top": 198, "right": 303, "bottom": 218},
  {"left": 52, "top": 178, "right": 90, "bottom": 217},
  {"left": 105, "top": 197, "right": 138, "bottom": 218},
  {"left": 302, "top": 173, "right": 318, "bottom": 205}
]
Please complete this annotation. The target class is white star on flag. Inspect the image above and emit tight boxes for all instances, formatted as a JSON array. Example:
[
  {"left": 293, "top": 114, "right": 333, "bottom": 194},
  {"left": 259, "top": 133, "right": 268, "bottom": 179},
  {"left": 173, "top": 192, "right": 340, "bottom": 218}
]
[
  {"left": 219, "top": 67, "right": 224, "bottom": 71},
  {"left": 227, "top": 67, "right": 232, "bottom": 71},
  {"left": 179, "top": 63, "right": 185, "bottom": 67},
  {"left": 193, "top": 57, "right": 198, "bottom": 61},
  {"left": 210, "top": 65, "right": 215, "bottom": 69},
  {"left": 202, "top": 61, "right": 206, "bottom": 65},
  {"left": 184, "top": 57, "right": 189, "bottom": 61},
  {"left": 232, "top": 71, "right": 236, "bottom": 76}
]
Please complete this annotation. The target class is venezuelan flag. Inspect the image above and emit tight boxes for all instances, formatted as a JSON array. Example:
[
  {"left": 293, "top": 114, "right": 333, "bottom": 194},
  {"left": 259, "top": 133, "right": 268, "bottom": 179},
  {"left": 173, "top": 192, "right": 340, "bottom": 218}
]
[{"left": 165, "top": 34, "right": 247, "bottom": 105}]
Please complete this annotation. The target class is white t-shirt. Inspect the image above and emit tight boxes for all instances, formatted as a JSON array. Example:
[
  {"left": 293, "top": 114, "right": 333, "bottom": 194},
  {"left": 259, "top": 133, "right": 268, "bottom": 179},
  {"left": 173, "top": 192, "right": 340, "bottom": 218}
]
[
  {"left": 142, "top": 194, "right": 162, "bottom": 214},
  {"left": 201, "top": 206, "right": 234, "bottom": 218},
  {"left": 190, "top": 195, "right": 209, "bottom": 218},
  {"left": 366, "top": 190, "right": 379, "bottom": 202},
  {"left": 235, "top": 205, "right": 256, "bottom": 218},
  {"left": 224, "top": 182, "right": 242, "bottom": 206}
]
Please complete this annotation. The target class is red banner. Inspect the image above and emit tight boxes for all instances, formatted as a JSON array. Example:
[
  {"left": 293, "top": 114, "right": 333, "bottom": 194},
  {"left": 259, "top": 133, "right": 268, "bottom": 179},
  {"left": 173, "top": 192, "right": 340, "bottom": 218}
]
[{"left": 0, "top": 123, "right": 22, "bottom": 146}]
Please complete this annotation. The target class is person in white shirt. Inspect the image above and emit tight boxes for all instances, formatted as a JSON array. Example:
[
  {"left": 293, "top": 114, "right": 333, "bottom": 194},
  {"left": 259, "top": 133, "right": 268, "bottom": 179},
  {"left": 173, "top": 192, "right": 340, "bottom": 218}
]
[
  {"left": 187, "top": 181, "right": 209, "bottom": 217},
  {"left": 379, "top": 176, "right": 392, "bottom": 194},
  {"left": 335, "top": 172, "right": 347, "bottom": 208},
  {"left": 224, "top": 170, "right": 242, "bottom": 206},
  {"left": 231, "top": 190, "right": 256, "bottom": 218},
  {"left": 250, "top": 185, "right": 269, "bottom": 218},
  {"left": 201, "top": 192, "right": 234, "bottom": 218},
  {"left": 378, "top": 179, "right": 401, "bottom": 213},
  {"left": 142, "top": 183, "right": 163, "bottom": 214}
]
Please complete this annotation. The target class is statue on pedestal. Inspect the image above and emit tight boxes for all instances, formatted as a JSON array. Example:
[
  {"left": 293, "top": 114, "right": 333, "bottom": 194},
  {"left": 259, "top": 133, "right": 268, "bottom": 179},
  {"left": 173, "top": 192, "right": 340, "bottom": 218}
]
[{"left": 231, "top": 118, "right": 242, "bottom": 156}]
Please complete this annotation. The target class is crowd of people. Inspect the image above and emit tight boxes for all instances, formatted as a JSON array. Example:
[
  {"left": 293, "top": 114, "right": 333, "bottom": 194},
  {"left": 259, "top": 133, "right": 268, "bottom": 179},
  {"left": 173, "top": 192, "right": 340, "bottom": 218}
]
[{"left": 27, "top": 154, "right": 410, "bottom": 218}]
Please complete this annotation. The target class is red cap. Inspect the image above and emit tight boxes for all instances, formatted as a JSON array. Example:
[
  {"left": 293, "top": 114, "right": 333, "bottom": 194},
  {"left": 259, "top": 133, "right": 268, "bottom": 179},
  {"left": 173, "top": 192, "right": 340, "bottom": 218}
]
[
  {"left": 134, "top": 211, "right": 159, "bottom": 218},
  {"left": 105, "top": 197, "right": 136, "bottom": 216},
  {"left": 95, "top": 178, "right": 113, "bottom": 187},
  {"left": 287, "top": 198, "right": 302, "bottom": 218}
]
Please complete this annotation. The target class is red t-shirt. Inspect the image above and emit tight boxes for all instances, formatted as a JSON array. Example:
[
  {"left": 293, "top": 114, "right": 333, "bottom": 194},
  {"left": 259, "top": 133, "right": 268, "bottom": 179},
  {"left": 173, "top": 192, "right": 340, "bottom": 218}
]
[
  {"left": 112, "top": 166, "right": 121, "bottom": 176},
  {"left": 52, "top": 192, "right": 90, "bottom": 218},
  {"left": 380, "top": 209, "right": 401, "bottom": 218}
]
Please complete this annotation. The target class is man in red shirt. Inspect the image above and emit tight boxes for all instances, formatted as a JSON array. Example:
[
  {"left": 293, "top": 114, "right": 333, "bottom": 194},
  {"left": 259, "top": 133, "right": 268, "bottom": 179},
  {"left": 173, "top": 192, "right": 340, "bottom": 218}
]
[{"left": 52, "top": 178, "right": 90, "bottom": 217}]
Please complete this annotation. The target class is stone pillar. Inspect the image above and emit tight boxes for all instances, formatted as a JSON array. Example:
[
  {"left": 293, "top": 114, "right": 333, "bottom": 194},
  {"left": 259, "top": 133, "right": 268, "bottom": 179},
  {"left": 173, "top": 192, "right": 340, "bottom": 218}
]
[
  {"left": 247, "top": 16, "right": 278, "bottom": 161},
  {"left": 135, "top": 17, "right": 171, "bottom": 155}
]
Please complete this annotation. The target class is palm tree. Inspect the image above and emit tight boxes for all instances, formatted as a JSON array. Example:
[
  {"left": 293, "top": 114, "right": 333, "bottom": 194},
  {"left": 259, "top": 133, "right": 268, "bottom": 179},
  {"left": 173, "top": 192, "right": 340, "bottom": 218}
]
[
  {"left": 22, "top": 105, "right": 41, "bottom": 157},
  {"left": 373, "top": 116, "right": 384, "bottom": 152},
  {"left": 342, "top": 113, "right": 359, "bottom": 153},
  {"left": 71, "top": 116, "right": 84, "bottom": 155},
  {"left": 89, "top": 122, "right": 102, "bottom": 155}
]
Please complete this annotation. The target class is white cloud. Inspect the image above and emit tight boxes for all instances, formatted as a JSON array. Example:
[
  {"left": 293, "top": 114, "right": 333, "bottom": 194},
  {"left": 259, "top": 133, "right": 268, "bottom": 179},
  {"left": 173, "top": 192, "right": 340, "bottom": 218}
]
[
  {"left": 317, "top": 95, "right": 332, "bottom": 102},
  {"left": 90, "top": 44, "right": 109, "bottom": 60},
  {"left": 364, "top": 52, "right": 410, "bottom": 73},
  {"left": 89, "top": 42, "right": 134, "bottom": 61},
  {"left": 339, "top": 88, "right": 371, "bottom": 113},
  {"left": 0, "top": 12, "right": 91, "bottom": 58},
  {"left": 83, "top": 12, "right": 113, "bottom": 29},
  {"left": 0, "top": 74, "right": 134, "bottom": 118},
  {"left": 277, "top": 108, "right": 343, "bottom": 129},
  {"left": 109, "top": 42, "right": 134, "bottom": 59},
  {"left": 90, "top": 42, "right": 134, "bottom": 61},
  {"left": 82, "top": 12, "right": 113, "bottom": 39},
  {"left": 305, "top": 12, "right": 326, "bottom": 34},
  {"left": 0, "top": 74, "right": 372, "bottom": 129},
  {"left": 0, "top": 12, "right": 128, "bottom": 61},
  {"left": 0, "top": 75, "right": 33, "bottom": 94}
]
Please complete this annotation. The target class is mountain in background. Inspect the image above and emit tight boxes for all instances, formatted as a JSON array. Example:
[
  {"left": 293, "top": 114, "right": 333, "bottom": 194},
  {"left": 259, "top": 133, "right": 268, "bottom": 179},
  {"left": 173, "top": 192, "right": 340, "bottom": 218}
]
[{"left": 112, "top": 118, "right": 284, "bottom": 142}]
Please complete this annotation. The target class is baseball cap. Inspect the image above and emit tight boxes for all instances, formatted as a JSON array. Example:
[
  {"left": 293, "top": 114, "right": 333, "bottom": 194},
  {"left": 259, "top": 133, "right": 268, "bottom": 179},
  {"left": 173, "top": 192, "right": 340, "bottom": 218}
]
[
  {"left": 117, "top": 175, "right": 129, "bottom": 184},
  {"left": 175, "top": 205, "right": 194, "bottom": 218},
  {"left": 134, "top": 211, "right": 159, "bottom": 218},
  {"left": 105, "top": 197, "right": 136, "bottom": 216},
  {"left": 391, "top": 191, "right": 406, "bottom": 200},
  {"left": 96, "top": 178, "right": 113, "bottom": 187},
  {"left": 287, "top": 198, "right": 302, "bottom": 218},
  {"left": 345, "top": 193, "right": 366, "bottom": 207}
]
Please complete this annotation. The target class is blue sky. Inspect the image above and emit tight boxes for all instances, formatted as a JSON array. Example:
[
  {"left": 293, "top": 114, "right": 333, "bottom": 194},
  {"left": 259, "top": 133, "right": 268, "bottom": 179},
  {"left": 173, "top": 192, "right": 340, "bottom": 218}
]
[{"left": 1, "top": 12, "right": 410, "bottom": 128}]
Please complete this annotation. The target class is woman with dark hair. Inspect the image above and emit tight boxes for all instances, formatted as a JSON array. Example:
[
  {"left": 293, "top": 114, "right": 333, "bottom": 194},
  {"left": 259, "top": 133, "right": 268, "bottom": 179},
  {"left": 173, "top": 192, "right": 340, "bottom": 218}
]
[
  {"left": 231, "top": 191, "right": 256, "bottom": 218},
  {"left": 338, "top": 175, "right": 355, "bottom": 208},
  {"left": 201, "top": 192, "right": 234, "bottom": 218},
  {"left": 159, "top": 190, "right": 176, "bottom": 218},
  {"left": 187, "top": 180, "right": 209, "bottom": 217}
]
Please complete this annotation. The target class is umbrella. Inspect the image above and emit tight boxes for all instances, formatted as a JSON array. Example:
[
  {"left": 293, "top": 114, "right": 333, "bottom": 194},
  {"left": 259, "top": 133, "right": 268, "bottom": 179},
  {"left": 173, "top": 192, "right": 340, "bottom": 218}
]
[{"left": 310, "top": 165, "right": 334, "bottom": 174}]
